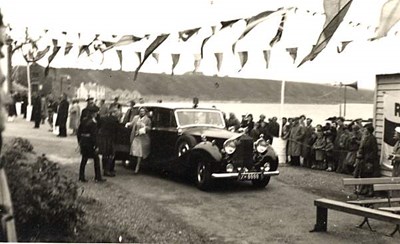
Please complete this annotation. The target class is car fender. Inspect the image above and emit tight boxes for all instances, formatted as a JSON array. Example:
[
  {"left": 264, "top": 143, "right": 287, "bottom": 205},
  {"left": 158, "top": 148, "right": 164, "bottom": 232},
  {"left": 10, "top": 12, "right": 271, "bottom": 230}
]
[{"left": 191, "top": 141, "right": 222, "bottom": 162}]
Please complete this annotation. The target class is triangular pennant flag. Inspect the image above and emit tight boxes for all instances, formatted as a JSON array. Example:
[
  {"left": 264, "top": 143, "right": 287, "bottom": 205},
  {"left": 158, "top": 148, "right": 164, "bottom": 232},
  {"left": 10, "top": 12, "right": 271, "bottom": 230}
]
[
  {"left": 64, "top": 42, "right": 73, "bottom": 55},
  {"left": 220, "top": 19, "right": 241, "bottom": 29},
  {"left": 152, "top": 53, "right": 159, "bottom": 63},
  {"left": 241, "top": 11, "right": 275, "bottom": 39},
  {"left": 78, "top": 45, "right": 90, "bottom": 57},
  {"left": 263, "top": 50, "right": 271, "bottom": 69},
  {"left": 238, "top": 51, "right": 248, "bottom": 71},
  {"left": 134, "top": 34, "right": 169, "bottom": 80},
  {"left": 116, "top": 50, "right": 123, "bottom": 70},
  {"left": 201, "top": 34, "right": 213, "bottom": 59},
  {"left": 136, "top": 52, "right": 142, "bottom": 63},
  {"left": 270, "top": 12, "right": 287, "bottom": 47},
  {"left": 45, "top": 40, "right": 61, "bottom": 76},
  {"left": 286, "top": 47, "right": 298, "bottom": 63},
  {"left": 179, "top": 28, "right": 201, "bottom": 42},
  {"left": 232, "top": 10, "right": 275, "bottom": 53},
  {"left": 193, "top": 54, "right": 201, "bottom": 73},
  {"left": 373, "top": 0, "right": 400, "bottom": 39},
  {"left": 214, "top": 52, "right": 223, "bottom": 72},
  {"left": 298, "top": 0, "right": 353, "bottom": 67},
  {"left": 102, "top": 35, "right": 142, "bottom": 52},
  {"left": 337, "top": 41, "right": 352, "bottom": 53},
  {"left": 171, "top": 53, "right": 180, "bottom": 75}
]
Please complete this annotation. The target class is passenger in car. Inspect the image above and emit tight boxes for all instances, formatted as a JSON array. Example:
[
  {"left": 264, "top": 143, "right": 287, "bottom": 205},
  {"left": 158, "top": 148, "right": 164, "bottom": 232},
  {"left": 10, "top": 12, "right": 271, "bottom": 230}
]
[{"left": 129, "top": 107, "right": 152, "bottom": 174}]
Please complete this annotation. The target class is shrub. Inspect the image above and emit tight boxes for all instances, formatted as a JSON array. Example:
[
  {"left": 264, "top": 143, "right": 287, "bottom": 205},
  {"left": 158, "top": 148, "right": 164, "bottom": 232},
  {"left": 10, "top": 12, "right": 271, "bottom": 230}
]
[{"left": 3, "top": 139, "right": 84, "bottom": 242}]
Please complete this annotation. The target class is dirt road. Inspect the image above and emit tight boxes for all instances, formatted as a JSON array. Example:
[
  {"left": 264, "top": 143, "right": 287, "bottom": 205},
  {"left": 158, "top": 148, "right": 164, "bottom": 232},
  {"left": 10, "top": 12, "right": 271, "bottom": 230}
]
[{"left": 3, "top": 118, "right": 398, "bottom": 243}]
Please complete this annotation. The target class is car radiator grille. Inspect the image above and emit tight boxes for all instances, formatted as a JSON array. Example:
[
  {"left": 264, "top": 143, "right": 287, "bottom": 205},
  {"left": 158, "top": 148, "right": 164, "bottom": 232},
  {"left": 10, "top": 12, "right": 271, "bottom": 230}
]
[{"left": 232, "top": 136, "right": 254, "bottom": 168}]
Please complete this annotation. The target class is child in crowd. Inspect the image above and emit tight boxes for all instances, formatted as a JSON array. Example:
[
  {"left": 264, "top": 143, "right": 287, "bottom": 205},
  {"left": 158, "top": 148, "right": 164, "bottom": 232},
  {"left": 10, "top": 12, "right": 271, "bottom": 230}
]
[
  {"left": 312, "top": 131, "right": 326, "bottom": 169},
  {"left": 325, "top": 136, "right": 335, "bottom": 172}
]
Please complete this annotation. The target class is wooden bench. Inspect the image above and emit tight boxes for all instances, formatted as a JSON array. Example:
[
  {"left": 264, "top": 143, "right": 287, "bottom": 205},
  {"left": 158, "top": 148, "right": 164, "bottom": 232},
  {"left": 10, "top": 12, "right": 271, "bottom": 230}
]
[
  {"left": 312, "top": 198, "right": 400, "bottom": 236},
  {"left": 342, "top": 178, "right": 400, "bottom": 230},
  {"left": 373, "top": 184, "right": 400, "bottom": 236}
]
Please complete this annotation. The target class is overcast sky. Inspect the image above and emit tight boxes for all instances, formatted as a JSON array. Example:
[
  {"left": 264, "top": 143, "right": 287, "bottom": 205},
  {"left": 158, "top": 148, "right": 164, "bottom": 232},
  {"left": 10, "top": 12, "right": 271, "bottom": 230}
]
[{"left": 2, "top": 0, "right": 400, "bottom": 90}]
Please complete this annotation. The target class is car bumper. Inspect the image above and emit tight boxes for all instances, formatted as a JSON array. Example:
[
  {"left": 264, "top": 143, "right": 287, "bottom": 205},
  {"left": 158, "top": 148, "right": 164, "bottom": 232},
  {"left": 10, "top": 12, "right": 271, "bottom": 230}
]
[{"left": 211, "top": 170, "right": 280, "bottom": 179}]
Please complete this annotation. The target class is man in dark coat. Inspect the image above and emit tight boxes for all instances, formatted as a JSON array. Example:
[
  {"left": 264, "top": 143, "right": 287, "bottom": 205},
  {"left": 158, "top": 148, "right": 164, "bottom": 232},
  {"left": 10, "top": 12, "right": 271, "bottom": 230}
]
[
  {"left": 122, "top": 100, "right": 138, "bottom": 125},
  {"left": 77, "top": 106, "right": 105, "bottom": 183},
  {"left": 301, "top": 118, "right": 315, "bottom": 168},
  {"left": 55, "top": 93, "right": 69, "bottom": 137},
  {"left": 31, "top": 92, "right": 42, "bottom": 128},
  {"left": 80, "top": 97, "right": 98, "bottom": 122},
  {"left": 354, "top": 124, "right": 379, "bottom": 196}
]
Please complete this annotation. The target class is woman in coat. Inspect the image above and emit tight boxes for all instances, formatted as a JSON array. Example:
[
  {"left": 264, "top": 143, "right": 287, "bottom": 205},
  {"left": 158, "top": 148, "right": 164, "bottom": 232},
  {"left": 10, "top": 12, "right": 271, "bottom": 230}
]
[
  {"left": 69, "top": 99, "right": 81, "bottom": 135},
  {"left": 288, "top": 117, "right": 305, "bottom": 166},
  {"left": 128, "top": 107, "right": 151, "bottom": 174}
]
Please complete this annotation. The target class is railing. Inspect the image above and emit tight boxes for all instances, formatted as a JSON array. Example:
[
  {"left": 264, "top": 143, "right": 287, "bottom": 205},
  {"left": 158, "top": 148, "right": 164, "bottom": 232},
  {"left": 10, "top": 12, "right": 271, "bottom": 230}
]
[{"left": 0, "top": 158, "right": 17, "bottom": 242}]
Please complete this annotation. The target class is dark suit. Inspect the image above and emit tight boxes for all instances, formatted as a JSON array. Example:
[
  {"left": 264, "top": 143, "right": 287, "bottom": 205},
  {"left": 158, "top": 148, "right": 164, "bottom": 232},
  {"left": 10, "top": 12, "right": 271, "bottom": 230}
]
[
  {"left": 77, "top": 117, "right": 101, "bottom": 181},
  {"left": 56, "top": 99, "right": 69, "bottom": 137}
]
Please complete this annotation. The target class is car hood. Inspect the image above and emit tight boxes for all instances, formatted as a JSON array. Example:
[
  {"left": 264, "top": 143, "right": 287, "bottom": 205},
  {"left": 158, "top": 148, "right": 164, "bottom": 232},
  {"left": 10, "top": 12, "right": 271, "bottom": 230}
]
[{"left": 183, "top": 127, "right": 239, "bottom": 140}]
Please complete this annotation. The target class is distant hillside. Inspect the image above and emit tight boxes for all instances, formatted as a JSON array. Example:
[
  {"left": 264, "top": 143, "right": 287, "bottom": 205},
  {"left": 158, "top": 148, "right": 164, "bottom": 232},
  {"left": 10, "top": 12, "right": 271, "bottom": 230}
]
[{"left": 13, "top": 66, "right": 374, "bottom": 104}]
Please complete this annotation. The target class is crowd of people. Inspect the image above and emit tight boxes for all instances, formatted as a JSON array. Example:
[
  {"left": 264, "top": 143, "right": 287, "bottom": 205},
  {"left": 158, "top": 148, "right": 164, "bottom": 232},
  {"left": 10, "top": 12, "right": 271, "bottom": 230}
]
[
  {"left": 6, "top": 94, "right": 400, "bottom": 190},
  {"left": 6, "top": 92, "right": 150, "bottom": 183},
  {"left": 225, "top": 112, "right": 400, "bottom": 196}
]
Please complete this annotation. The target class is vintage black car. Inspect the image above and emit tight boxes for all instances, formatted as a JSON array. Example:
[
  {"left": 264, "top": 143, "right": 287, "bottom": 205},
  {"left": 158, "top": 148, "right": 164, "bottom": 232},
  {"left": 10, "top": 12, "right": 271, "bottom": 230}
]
[{"left": 115, "top": 104, "right": 279, "bottom": 190}]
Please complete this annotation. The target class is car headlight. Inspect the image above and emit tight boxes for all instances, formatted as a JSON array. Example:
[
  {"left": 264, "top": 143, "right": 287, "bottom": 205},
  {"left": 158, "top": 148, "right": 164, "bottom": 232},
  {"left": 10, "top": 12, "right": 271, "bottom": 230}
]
[
  {"left": 223, "top": 140, "right": 236, "bottom": 154},
  {"left": 264, "top": 162, "right": 271, "bottom": 171},
  {"left": 226, "top": 163, "right": 234, "bottom": 173},
  {"left": 255, "top": 139, "right": 268, "bottom": 153}
]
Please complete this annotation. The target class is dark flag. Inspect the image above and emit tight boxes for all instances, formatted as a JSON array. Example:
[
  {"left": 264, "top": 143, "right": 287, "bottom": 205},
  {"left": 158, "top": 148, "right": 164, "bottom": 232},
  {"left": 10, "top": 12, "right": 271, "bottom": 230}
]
[
  {"left": 263, "top": 50, "right": 271, "bottom": 69},
  {"left": 201, "top": 36, "right": 212, "bottom": 59},
  {"left": 238, "top": 51, "right": 248, "bottom": 71},
  {"left": 220, "top": 19, "right": 241, "bottom": 29},
  {"left": 45, "top": 39, "right": 61, "bottom": 76},
  {"left": 152, "top": 53, "right": 159, "bottom": 63},
  {"left": 214, "top": 52, "right": 223, "bottom": 72},
  {"left": 373, "top": 0, "right": 400, "bottom": 39},
  {"left": 136, "top": 52, "right": 142, "bottom": 63},
  {"left": 286, "top": 47, "right": 298, "bottom": 63},
  {"left": 202, "top": 20, "right": 240, "bottom": 59},
  {"left": 298, "top": 0, "right": 353, "bottom": 67},
  {"left": 232, "top": 10, "right": 275, "bottom": 53},
  {"left": 78, "top": 45, "right": 90, "bottom": 57},
  {"left": 171, "top": 53, "right": 180, "bottom": 75},
  {"left": 116, "top": 50, "right": 123, "bottom": 70},
  {"left": 270, "top": 12, "right": 286, "bottom": 47},
  {"left": 337, "top": 41, "right": 352, "bottom": 53},
  {"left": 64, "top": 42, "right": 73, "bottom": 55},
  {"left": 179, "top": 28, "right": 201, "bottom": 42},
  {"left": 134, "top": 34, "right": 169, "bottom": 80}
]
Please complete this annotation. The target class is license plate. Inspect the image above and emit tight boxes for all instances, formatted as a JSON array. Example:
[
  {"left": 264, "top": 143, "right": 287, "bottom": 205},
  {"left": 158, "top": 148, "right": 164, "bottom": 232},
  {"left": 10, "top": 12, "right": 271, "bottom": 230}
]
[{"left": 238, "top": 172, "right": 261, "bottom": 181}]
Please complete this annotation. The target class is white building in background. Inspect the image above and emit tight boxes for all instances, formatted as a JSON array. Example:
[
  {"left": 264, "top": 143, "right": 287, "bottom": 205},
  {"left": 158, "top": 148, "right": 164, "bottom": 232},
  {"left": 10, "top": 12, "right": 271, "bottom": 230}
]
[{"left": 76, "top": 82, "right": 106, "bottom": 100}]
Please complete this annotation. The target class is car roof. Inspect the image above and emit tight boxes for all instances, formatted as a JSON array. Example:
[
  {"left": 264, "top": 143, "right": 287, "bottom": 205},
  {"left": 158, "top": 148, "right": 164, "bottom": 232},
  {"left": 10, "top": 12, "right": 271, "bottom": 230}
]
[{"left": 134, "top": 103, "right": 221, "bottom": 111}]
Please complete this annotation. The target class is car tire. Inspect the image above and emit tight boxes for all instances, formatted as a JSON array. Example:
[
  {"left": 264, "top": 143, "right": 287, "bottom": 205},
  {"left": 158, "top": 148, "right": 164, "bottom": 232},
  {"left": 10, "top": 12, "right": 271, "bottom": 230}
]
[
  {"left": 196, "top": 160, "right": 213, "bottom": 191},
  {"left": 252, "top": 176, "right": 270, "bottom": 189},
  {"left": 176, "top": 135, "right": 197, "bottom": 158}
]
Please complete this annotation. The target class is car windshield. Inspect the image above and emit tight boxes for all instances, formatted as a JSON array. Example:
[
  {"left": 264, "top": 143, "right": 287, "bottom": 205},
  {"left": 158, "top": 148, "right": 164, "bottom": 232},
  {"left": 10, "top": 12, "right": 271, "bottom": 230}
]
[{"left": 175, "top": 109, "right": 225, "bottom": 128}]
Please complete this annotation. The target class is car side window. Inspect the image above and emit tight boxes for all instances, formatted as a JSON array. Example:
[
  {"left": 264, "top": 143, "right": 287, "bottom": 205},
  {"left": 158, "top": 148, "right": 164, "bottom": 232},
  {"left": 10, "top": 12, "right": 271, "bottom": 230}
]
[{"left": 155, "top": 108, "right": 173, "bottom": 128}]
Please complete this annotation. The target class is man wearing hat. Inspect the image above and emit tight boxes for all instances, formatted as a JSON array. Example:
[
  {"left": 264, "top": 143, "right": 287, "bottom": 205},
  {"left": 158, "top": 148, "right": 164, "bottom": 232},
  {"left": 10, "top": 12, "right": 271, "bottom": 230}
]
[
  {"left": 77, "top": 105, "right": 105, "bottom": 182},
  {"left": 80, "top": 97, "right": 98, "bottom": 122},
  {"left": 390, "top": 127, "right": 400, "bottom": 177}
]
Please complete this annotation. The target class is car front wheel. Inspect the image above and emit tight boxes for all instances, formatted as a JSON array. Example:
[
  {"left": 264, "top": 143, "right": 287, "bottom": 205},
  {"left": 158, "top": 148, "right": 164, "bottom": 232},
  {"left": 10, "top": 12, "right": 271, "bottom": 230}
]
[
  {"left": 252, "top": 176, "right": 270, "bottom": 189},
  {"left": 196, "top": 160, "right": 212, "bottom": 191}
]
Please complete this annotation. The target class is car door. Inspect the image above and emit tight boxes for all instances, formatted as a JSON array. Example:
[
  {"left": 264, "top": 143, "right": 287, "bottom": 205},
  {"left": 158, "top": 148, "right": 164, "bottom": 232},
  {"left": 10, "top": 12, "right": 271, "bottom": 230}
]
[{"left": 149, "top": 108, "right": 178, "bottom": 164}]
